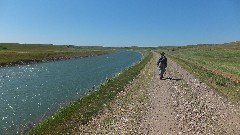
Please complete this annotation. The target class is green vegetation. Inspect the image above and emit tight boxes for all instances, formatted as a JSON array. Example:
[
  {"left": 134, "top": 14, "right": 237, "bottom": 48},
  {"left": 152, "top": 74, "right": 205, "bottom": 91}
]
[
  {"left": 26, "top": 51, "right": 153, "bottom": 135},
  {"left": 159, "top": 42, "right": 240, "bottom": 103},
  {"left": 0, "top": 43, "right": 115, "bottom": 66}
]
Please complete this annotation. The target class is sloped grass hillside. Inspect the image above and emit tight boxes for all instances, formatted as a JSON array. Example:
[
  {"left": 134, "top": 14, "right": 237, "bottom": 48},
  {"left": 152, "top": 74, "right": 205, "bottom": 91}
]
[
  {"left": 26, "top": 51, "right": 153, "bottom": 135},
  {"left": 162, "top": 42, "right": 240, "bottom": 103},
  {"left": 0, "top": 43, "right": 115, "bottom": 66}
]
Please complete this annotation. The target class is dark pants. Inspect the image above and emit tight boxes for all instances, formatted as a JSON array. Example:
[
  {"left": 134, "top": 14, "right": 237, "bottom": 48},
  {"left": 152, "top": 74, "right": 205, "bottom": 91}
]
[{"left": 159, "top": 66, "right": 166, "bottom": 78}]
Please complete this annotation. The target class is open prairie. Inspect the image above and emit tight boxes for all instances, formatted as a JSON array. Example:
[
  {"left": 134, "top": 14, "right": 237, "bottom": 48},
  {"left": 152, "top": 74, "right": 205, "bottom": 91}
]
[{"left": 0, "top": 43, "right": 115, "bottom": 66}]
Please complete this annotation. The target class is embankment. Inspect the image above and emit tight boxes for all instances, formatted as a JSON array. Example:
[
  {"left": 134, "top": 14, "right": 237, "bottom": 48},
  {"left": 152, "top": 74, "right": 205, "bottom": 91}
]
[{"left": 26, "top": 51, "right": 153, "bottom": 134}]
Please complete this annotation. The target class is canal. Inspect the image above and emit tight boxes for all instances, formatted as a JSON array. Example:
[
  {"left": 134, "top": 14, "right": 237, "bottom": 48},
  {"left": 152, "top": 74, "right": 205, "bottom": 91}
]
[{"left": 0, "top": 50, "right": 142, "bottom": 134}]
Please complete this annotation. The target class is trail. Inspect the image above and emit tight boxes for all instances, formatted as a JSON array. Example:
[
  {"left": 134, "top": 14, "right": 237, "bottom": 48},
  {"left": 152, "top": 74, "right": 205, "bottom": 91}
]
[
  {"left": 142, "top": 54, "right": 240, "bottom": 134},
  {"left": 141, "top": 57, "right": 178, "bottom": 134}
]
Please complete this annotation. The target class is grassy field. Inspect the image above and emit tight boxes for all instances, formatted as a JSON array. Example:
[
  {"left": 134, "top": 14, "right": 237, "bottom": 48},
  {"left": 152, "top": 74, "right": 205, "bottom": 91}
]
[
  {"left": 159, "top": 42, "right": 240, "bottom": 103},
  {"left": 0, "top": 43, "right": 115, "bottom": 65},
  {"left": 26, "top": 51, "right": 152, "bottom": 135}
]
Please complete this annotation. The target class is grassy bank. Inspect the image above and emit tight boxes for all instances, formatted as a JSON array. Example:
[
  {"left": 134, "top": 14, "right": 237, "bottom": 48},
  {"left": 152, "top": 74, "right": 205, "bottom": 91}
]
[
  {"left": 26, "top": 51, "right": 152, "bottom": 135},
  {"left": 0, "top": 43, "right": 115, "bottom": 66},
  {"left": 69, "top": 51, "right": 156, "bottom": 134},
  {"left": 159, "top": 42, "right": 240, "bottom": 103}
]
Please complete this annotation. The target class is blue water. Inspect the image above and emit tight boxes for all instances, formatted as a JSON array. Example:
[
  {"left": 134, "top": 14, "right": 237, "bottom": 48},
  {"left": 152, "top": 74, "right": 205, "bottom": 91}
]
[{"left": 0, "top": 50, "right": 142, "bottom": 134}]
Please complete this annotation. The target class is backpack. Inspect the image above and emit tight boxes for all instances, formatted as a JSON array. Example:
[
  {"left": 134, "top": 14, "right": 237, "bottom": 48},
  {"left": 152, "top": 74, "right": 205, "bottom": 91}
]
[
  {"left": 158, "top": 56, "right": 167, "bottom": 67},
  {"left": 160, "top": 56, "right": 167, "bottom": 64}
]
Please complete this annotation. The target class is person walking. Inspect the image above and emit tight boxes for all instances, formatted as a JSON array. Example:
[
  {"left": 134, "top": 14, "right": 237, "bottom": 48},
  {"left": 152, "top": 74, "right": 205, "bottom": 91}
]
[{"left": 157, "top": 52, "right": 167, "bottom": 80}]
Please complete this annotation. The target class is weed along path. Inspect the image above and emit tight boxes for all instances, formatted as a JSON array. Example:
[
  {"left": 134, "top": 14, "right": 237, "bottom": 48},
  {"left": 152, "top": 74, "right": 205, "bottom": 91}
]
[{"left": 66, "top": 52, "right": 240, "bottom": 134}]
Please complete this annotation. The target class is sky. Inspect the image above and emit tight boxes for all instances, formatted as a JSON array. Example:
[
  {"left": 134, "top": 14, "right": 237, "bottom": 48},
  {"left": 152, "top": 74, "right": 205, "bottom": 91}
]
[{"left": 0, "top": 0, "right": 240, "bottom": 47}]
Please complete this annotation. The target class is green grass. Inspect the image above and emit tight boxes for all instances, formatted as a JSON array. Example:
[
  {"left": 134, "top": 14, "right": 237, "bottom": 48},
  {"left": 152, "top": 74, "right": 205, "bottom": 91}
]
[
  {"left": 26, "top": 51, "right": 153, "bottom": 135},
  {"left": 158, "top": 42, "right": 240, "bottom": 103},
  {"left": 0, "top": 43, "right": 115, "bottom": 65},
  {"left": 162, "top": 43, "right": 240, "bottom": 77}
]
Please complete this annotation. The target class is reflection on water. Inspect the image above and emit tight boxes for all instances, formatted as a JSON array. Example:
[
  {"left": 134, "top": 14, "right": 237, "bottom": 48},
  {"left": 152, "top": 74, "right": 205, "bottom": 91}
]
[{"left": 0, "top": 51, "right": 142, "bottom": 134}]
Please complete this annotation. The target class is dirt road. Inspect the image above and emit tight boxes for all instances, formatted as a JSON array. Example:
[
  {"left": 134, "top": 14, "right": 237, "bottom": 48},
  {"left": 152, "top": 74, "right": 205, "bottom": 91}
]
[
  {"left": 70, "top": 53, "right": 240, "bottom": 134},
  {"left": 142, "top": 55, "right": 240, "bottom": 134}
]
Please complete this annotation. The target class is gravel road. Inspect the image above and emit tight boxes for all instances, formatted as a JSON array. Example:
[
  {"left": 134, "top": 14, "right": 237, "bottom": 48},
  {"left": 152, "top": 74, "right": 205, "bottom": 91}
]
[{"left": 142, "top": 55, "right": 240, "bottom": 134}]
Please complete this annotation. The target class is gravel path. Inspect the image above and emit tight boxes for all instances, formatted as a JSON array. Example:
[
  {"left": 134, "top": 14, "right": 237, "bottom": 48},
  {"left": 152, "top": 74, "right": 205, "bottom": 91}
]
[
  {"left": 170, "top": 58, "right": 240, "bottom": 134},
  {"left": 68, "top": 53, "right": 240, "bottom": 134},
  {"left": 142, "top": 55, "right": 240, "bottom": 134},
  {"left": 141, "top": 57, "right": 178, "bottom": 134}
]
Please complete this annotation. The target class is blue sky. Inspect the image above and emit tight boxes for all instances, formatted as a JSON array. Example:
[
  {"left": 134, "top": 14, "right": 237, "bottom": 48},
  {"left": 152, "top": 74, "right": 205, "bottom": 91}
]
[{"left": 0, "top": 0, "right": 240, "bottom": 47}]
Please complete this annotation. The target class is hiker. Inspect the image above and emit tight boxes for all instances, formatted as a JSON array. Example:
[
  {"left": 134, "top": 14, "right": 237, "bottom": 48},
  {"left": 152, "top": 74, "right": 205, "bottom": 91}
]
[{"left": 157, "top": 52, "right": 167, "bottom": 80}]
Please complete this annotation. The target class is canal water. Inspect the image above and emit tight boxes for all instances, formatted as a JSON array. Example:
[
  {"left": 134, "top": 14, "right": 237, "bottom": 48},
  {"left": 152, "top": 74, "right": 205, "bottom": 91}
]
[{"left": 0, "top": 50, "right": 142, "bottom": 134}]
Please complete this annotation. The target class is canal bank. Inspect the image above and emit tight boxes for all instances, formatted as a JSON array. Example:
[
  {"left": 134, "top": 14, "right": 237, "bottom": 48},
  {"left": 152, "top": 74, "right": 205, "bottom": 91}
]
[
  {"left": 26, "top": 51, "right": 152, "bottom": 135},
  {"left": 0, "top": 43, "right": 115, "bottom": 67},
  {"left": 70, "top": 51, "right": 155, "bottom": 134}
]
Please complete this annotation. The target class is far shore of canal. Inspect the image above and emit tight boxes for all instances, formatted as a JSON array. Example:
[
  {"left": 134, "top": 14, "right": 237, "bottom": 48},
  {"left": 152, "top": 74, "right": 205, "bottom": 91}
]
[{"left": 0, "top": 52, "right": 112, "bottom": 67}]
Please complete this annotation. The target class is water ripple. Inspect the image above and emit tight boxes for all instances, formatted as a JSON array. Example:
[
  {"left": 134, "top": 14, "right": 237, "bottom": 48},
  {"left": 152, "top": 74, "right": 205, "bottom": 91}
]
[{"left": 0, "top": 51, "right": 142, "bottom": 134}]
